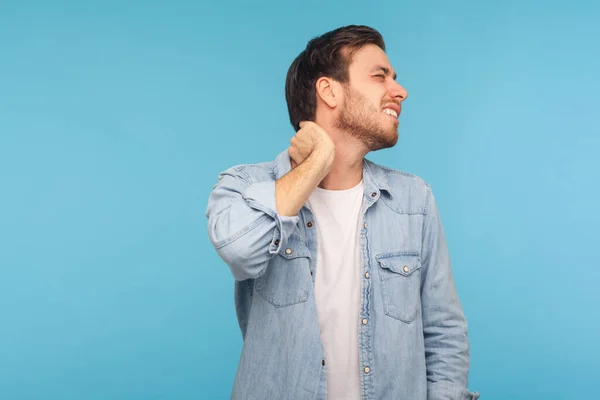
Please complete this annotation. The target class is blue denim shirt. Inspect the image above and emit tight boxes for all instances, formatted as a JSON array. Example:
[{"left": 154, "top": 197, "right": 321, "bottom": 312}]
[{"left": 206, "top": 149, "right": 480, "bottom": 400}]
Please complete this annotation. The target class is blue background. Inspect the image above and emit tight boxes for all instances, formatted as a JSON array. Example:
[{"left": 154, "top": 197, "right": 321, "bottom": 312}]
[{"left": 1, "top": 1, "right": 599, "bottom": 399}]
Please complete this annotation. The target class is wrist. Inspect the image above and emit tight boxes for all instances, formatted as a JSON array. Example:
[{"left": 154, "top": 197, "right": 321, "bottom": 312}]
[{"left": 310, "top": 146, "right": 334, "bottom": 170}]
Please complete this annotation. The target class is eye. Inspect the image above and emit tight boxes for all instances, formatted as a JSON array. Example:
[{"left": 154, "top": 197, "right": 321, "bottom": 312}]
[{"left": 374, "top": 74, "right": 385, "bottom": 79}]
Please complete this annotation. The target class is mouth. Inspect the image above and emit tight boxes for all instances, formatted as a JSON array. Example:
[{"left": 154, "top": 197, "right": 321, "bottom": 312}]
[
  {"left": 382, "top": 103, "right": 400, "bottom": 121},
  {"left": 383, "top": 107, "right": 399, "bottom": 122}
]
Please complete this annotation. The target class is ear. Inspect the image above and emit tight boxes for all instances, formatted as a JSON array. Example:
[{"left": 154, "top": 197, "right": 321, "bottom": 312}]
[{"left": 315, "top": 77, "right": 340, "bottom": 109}]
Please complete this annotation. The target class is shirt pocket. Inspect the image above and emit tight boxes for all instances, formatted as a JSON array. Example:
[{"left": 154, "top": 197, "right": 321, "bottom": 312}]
[
  {"left": 255, "top": 235, "right": 311, "bottom": 308},
  {"left": 375, "top": 252, "right": 422, "bottom": 323}
]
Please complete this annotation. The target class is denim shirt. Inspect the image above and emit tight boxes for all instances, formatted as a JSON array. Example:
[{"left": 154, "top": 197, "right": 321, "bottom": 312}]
[{"left": 206, "top": 149, "right": 480, "bottom": 400}]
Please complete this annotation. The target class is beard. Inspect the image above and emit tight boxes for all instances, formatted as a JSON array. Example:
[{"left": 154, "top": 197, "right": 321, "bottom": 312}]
[{"left": 334, "top": 85, "right": 399, "bottom": 151}]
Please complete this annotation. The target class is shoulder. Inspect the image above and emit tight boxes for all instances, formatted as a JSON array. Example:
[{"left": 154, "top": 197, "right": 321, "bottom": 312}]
[
  {"left": 217, "top": 159, "right": 277, "bottom": 185},
  {"left": 378, "top": 164, "right": 431, "bottom": 190},
  {"left": 366, "top": 159, "right": 434, "bottom": 215}
]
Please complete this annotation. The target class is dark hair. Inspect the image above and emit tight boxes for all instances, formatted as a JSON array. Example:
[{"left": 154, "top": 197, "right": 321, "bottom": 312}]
[{"left": 284, "top": 25, "right": 385, "bottom": 131}]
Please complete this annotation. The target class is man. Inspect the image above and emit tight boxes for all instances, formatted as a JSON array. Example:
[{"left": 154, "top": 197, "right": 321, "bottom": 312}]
[{"left": 206, "top": 25, "right": 479, "bottom": 400}]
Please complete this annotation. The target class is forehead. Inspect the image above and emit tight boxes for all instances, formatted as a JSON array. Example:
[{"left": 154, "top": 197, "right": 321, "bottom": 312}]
[{"left": 347, "top": 44, "right": 391, "bottom": 72}]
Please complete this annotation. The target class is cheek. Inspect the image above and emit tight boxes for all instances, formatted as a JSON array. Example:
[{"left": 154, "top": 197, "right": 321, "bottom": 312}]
[
  {"left": 371, "top": 93, "right": 386, "bottom": 113},
  {"left": 366, "top": 88, "right": 387, "bottom": 108},
  {"left": 347, "top": 85, "right": 385, "bottom": 113}
]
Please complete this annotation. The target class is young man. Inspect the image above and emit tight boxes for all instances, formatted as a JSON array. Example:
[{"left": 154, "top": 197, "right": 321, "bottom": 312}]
[{"left": 206, "top": 25, "right": 479, "bottom": 400}]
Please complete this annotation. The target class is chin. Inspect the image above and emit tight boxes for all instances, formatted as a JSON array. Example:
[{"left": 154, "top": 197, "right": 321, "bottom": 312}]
[
  {"left": 367, "top": 130, "right": 398, "bottom": 152},
  {"left": 385, "top": 126, "right": 400, "bottom": 146},
  {"left": 386, "top": 134, "right": 399, "bottom": 148}
]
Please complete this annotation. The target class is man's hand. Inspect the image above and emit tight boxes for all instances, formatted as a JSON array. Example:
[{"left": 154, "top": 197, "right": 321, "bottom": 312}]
[{"left": 288, "top": 121, "right": 335, "bottom": 169}]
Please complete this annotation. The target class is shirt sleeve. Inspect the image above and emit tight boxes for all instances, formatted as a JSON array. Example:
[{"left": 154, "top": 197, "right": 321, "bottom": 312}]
[
  {"left": 420, "top": 186, "right": 480, "bottom": 400},
  {"left": 205, "top": 167, "right": 300, "bottom": 281}
]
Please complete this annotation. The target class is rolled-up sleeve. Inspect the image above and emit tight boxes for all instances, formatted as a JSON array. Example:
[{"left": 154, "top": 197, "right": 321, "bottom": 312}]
[
  {"left": 242, "top": 180, "right": 300, "bottom": 255},
  {"left": 206, "top": 167, "right": 299, "bottom": 281},
  {"left": 421, "top": 187, "right": 480, "bottom": 400}
]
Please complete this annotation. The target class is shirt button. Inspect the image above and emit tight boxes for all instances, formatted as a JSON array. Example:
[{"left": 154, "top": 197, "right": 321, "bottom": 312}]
[
  {"left": 403, "top": 266, "right": 409, "bottom": 273},
  {"left": 310, "top": 271, "right": 313, "bottom": 276},
  {"left": 362, "top": 318, "right": 368, "bottom": 325},
  {"left": 371, "top": 192, "right": 377, "bottom": 198},
  {"left": 363, "top": 222, "right": 367, "bottom": 229},
  {"left": 322, "top": 359, "right": 326, "bottom": 366},
  {"left": 364, "top": 366, "right": 370, "bottom": 374},
  {"left": 285, "top": 248, "right": 292, "bottom": 255},
  {"left": 274, "top": 239, "right": 280, "bottom": 246},
  {"left": 307, "top": 221, "right": 313, "bottom": 228},
  {"left": 365, "top": 272, "right": 370, "bottom": 279}
]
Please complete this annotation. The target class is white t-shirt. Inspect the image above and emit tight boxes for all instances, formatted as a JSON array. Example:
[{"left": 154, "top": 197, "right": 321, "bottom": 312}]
[{"left": 306, "top": 179, "right": 364, "bottom": 400}]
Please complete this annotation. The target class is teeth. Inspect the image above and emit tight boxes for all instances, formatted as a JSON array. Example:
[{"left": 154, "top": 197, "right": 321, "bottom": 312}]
[{"left": 383, "top": 108, "right": 398, "bottom": 118}]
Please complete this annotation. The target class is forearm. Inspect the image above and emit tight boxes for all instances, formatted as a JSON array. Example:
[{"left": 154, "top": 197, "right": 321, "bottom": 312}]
[{"left": 275, "top": 149, "right": 332, "bottom": 216}]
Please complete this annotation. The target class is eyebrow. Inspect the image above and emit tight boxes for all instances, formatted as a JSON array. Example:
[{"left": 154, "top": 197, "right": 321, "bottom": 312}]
[{"left": 371, "top": 65, "right": 397, "bottom": 80}]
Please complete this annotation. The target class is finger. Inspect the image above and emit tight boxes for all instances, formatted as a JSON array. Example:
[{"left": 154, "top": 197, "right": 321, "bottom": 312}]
[{"left": 288, "top": 147, "right": 298, "bottom": 161}]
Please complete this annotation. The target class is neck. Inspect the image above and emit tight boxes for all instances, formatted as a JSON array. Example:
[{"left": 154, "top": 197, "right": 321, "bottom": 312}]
[
  {"left": 315, "top": 115, "right": 368, "bottom": 190},
  {"left": 318, "top": 146, "right": 364, "bottom": 190}
]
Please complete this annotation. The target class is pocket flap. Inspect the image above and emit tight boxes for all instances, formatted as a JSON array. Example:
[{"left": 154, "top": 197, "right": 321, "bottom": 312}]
[
  {"left": 376, "top": 252, "right": 421, "bottom": 276},
  {"left": 278, "top": 235, "right": 311, "bottom": 259}
]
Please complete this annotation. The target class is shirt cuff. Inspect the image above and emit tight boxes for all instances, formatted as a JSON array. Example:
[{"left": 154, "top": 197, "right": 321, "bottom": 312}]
[
  {"left": 242, "top": 180, "right": 300, "bottom": 254},
  {"left": 427, "top": 381, "right": 480, "bottom": 400}
]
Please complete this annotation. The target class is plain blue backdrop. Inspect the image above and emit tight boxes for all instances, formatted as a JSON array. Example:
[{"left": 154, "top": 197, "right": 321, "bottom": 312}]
[{"left": 1, "top": 1, "right": 599, "bottom": 399}]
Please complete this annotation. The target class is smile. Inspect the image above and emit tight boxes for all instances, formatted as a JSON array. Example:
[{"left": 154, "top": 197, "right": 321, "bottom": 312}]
[{"left": 383, "top": 108, "right": 398, "bottom": 119}]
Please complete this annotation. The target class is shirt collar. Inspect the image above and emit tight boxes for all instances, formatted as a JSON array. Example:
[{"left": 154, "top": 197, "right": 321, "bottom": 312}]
[{"left": 274, "top": 148, "right": 392, "bottom": 197}]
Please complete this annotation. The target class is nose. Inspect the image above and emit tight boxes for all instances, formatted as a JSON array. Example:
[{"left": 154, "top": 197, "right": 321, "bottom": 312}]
[{"left": 390, "top": 81, "right": 408, "bottom": 103}]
